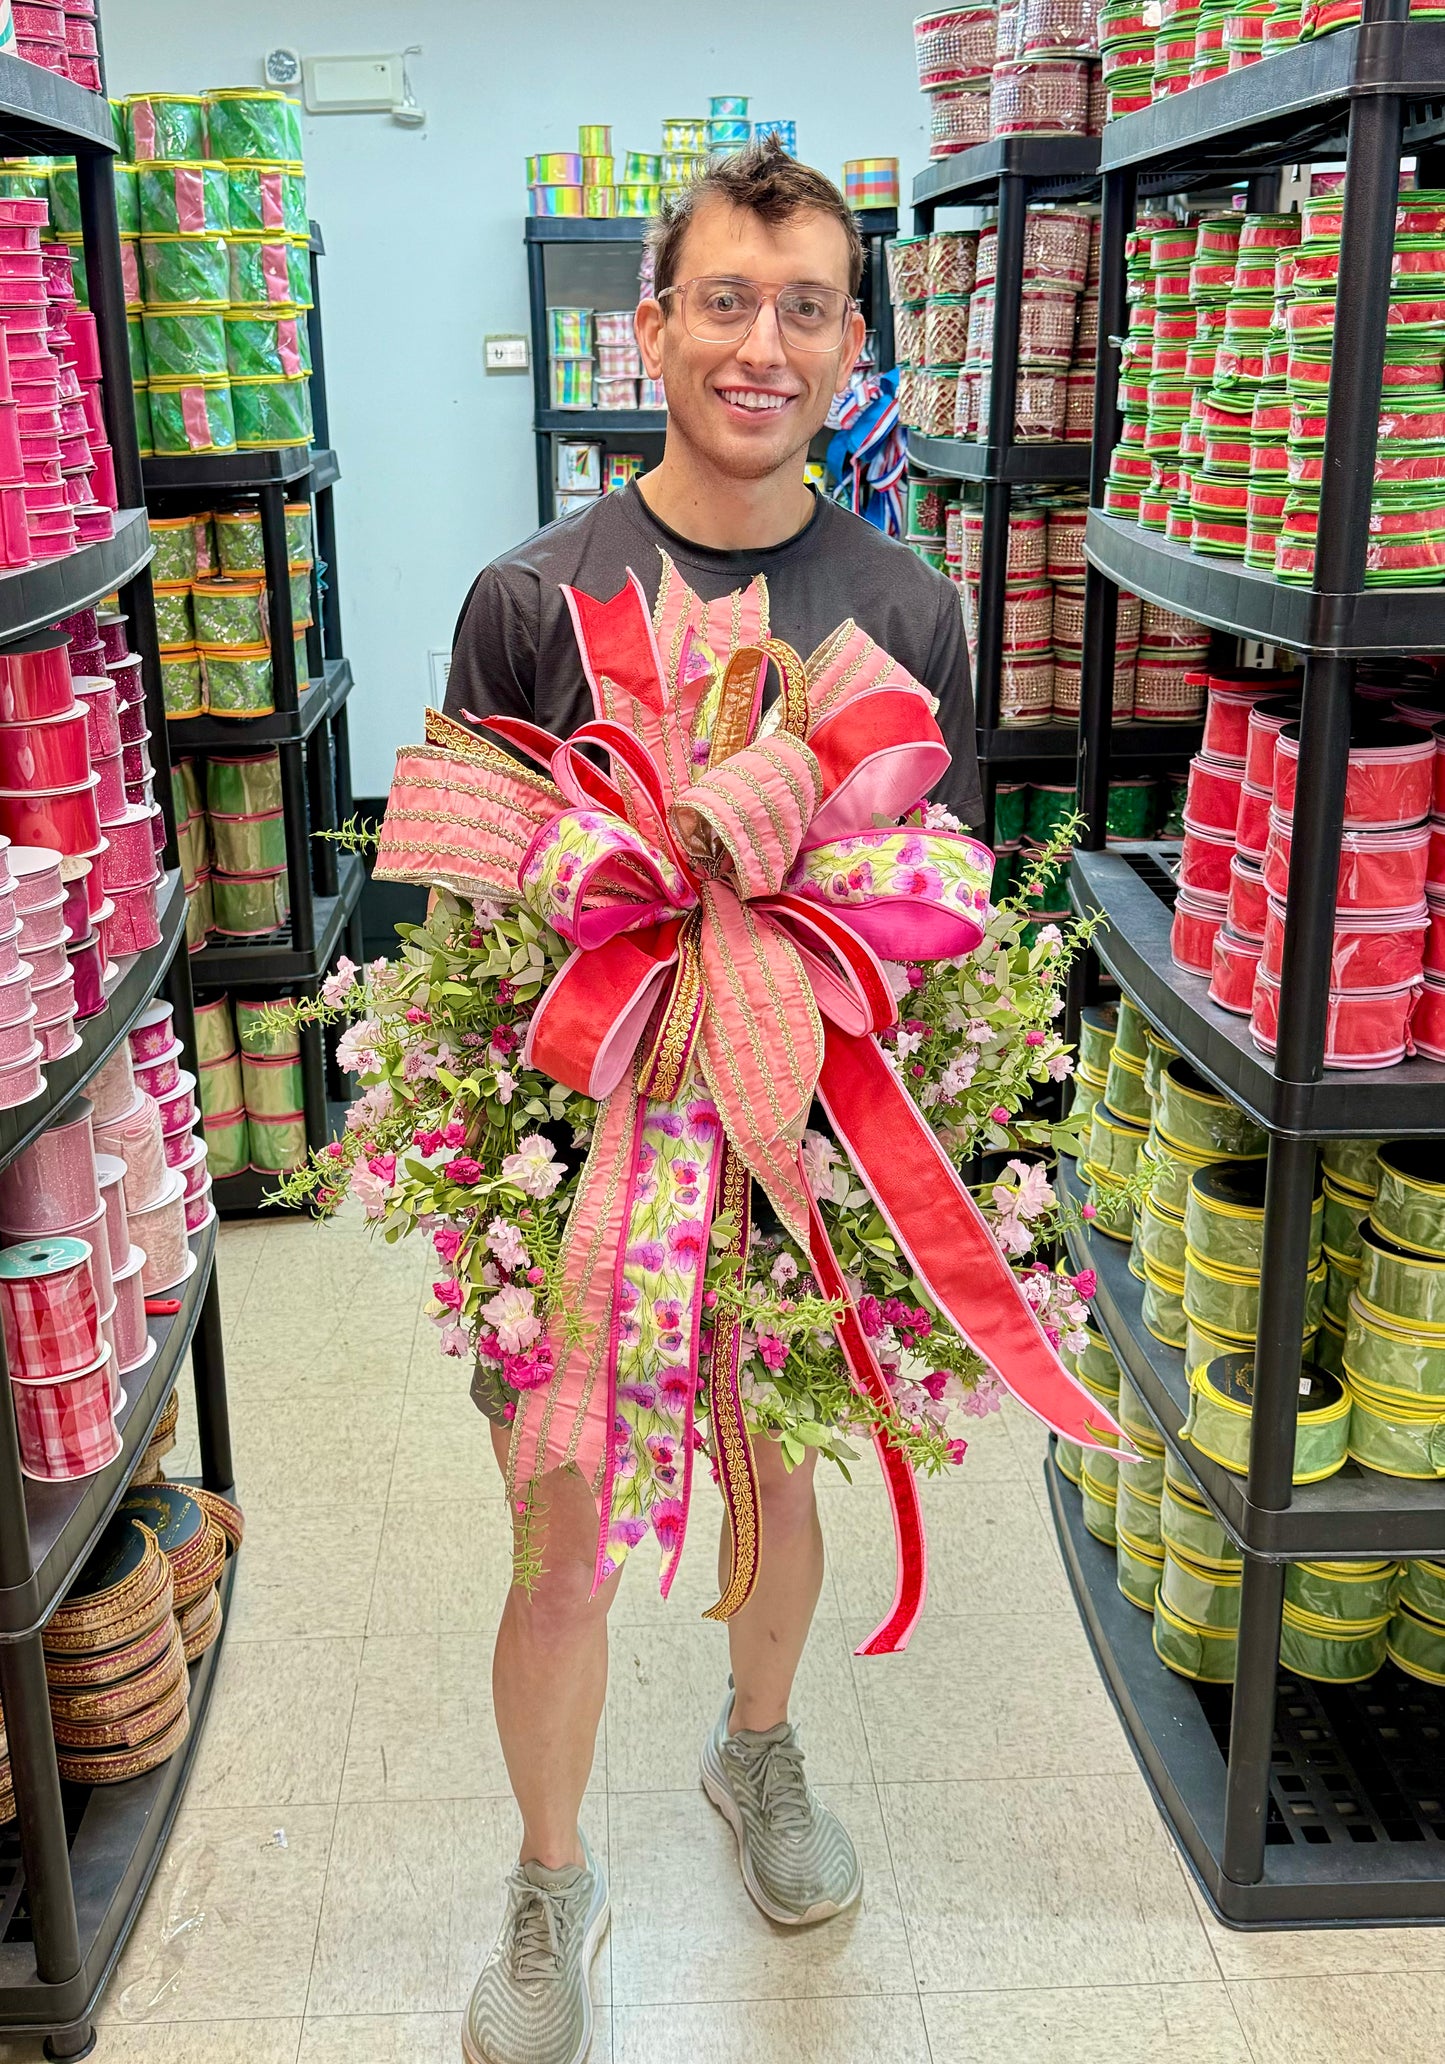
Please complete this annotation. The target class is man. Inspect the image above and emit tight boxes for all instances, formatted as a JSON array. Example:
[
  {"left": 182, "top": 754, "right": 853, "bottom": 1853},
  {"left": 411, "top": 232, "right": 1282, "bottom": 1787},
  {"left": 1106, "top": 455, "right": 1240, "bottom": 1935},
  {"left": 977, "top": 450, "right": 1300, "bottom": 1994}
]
[{"left": 447, "top": 139, "right": 981, "bottom": 2064}]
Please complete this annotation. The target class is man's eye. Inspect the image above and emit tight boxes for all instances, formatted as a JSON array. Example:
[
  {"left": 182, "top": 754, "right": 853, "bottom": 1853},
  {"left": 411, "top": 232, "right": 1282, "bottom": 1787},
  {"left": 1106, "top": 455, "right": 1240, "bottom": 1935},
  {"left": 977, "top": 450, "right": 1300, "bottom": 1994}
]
[{"left": 788, "top": 297, "right": 825, "bottom": 320}]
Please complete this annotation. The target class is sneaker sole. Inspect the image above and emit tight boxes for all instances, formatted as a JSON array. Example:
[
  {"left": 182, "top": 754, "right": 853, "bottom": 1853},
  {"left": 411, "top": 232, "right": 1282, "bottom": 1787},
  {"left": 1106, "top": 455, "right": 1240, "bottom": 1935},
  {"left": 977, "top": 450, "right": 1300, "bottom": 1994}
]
[
  {"left": 700, "top": 1736, "right": 863, "bottom": 1927},
  {"left": 460, "top": 1891, "right": 611, "bottom": 2064}
]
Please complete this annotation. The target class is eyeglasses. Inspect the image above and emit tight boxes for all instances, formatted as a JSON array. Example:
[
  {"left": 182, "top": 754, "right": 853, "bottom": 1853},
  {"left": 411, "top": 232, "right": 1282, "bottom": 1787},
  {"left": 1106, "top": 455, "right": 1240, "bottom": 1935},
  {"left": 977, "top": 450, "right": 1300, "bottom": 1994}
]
[{"left": 657, "top": 275, "right": 858, "bottom": 351}]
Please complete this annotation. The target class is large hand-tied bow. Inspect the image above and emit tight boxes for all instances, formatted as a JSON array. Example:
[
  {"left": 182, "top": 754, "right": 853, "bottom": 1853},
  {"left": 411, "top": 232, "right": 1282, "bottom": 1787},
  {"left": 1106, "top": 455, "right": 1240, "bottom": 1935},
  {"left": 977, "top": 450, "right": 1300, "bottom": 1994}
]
[{"left": 376, "top": 571, "right": 1119, "bottom": 1653}]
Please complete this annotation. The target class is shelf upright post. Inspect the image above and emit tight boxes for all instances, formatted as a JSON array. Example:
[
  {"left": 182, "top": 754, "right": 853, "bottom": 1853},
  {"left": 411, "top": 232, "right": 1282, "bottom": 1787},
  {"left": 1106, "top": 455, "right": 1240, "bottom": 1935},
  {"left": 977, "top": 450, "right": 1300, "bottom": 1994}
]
[
  {"left": 1221, "top": 47, "right": 1406, "bottom": 1890},
  {"left": 528, "top": 234, "right": 554, "bottom": 525},
  {"left": 0, "top": 1342, "right": 86, "bottom": 2047},
  {"left": 305, "top": 226, "right": 331, "bottom": 452},
  {"left": 1077, "top": 166, "right": 1135, "bottom": 855},
  {"left": 260, "top": 481, "right": 315, "bottom": 957},
  {"left": 972, "top": 175, "right": 1029, "bottom": 813}
]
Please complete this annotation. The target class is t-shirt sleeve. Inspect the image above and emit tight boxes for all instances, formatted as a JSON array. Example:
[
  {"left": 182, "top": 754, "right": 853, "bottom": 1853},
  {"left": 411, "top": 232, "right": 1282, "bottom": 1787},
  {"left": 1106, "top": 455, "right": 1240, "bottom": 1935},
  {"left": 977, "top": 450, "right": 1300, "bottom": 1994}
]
[
  {"left": 444, "top": 564, "right": 540, "bottom": 727},
  {"left": 920, "top": 577, "right": 984, "bottom": 831}
]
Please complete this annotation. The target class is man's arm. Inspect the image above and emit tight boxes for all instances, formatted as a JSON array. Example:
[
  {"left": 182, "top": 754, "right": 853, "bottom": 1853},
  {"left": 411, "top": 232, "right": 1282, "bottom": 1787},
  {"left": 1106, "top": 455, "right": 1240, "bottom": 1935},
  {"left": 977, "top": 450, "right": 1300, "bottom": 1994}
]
[
  {"left": 443, "top": 564, "right": 539, "bottom": 727},
  {"left": 920, "top": 577, "right": 985, "bottom": 830}
]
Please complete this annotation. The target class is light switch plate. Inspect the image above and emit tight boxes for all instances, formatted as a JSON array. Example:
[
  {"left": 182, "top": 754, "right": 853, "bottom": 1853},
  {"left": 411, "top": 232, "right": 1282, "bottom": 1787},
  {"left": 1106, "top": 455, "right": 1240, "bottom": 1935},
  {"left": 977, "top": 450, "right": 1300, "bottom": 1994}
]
[{"left": 485, "top": 335, "right": 530, "bottom": 372}]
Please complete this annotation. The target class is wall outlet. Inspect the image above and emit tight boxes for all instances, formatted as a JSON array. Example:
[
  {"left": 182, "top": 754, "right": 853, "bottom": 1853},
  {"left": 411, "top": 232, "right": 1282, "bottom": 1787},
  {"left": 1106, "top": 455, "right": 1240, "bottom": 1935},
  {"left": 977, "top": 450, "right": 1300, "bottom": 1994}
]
[
  {"left": 485, "top": 334, "right": 529, "bottom": 373},
  {"left": 428, "top": 649, "right": 452, "bottom": 708}
]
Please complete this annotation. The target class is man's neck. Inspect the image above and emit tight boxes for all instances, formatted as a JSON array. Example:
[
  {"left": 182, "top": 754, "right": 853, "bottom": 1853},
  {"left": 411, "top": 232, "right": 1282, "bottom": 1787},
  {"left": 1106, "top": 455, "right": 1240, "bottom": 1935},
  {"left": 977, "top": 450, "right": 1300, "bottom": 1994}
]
[{"left": 637, "top": 440, "right": 815, "bottom": 551}]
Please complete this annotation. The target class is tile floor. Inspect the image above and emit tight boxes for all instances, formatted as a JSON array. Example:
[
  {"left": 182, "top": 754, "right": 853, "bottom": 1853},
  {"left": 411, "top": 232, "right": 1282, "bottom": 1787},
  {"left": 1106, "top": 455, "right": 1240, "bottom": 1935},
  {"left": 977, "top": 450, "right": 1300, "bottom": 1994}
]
[{"left": 5, "top": 1204, "right": 1441, "bottom": 2062}]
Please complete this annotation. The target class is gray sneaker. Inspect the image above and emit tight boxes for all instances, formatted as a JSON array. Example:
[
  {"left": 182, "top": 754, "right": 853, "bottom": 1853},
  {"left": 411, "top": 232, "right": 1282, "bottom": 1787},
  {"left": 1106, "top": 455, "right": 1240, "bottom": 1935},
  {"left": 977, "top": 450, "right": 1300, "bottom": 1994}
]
[
  {"left": 462, "top": 1832, "right": 609, "bottom": 2064},
  {"left": 700, "top": 1684, "right": 862, "bottom": 1925}
]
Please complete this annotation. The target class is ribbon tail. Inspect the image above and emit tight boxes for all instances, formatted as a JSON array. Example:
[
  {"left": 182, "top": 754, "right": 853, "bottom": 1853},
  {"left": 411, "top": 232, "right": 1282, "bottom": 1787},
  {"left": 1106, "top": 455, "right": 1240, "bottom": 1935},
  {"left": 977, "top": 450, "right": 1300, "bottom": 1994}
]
[
  {"left": 803, "top": 1178, "right": 927, "bottom": 1656},
  {"left": 817, "top": 1031, "right": 1124, "bottom": 1449},
  {"left": 700, "top": 1146, "right": 762, "bottom": 1623}
]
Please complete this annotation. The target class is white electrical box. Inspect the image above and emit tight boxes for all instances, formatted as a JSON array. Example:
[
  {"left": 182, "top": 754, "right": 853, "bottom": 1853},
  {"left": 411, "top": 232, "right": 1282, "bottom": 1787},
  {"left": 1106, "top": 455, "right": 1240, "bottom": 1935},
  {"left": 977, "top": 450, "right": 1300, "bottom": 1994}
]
[
  {"left": 485, "top": 335, "right": 529, "bottom": 372},
  {"left": 302, "top": 54, "right": 403, "bottom": 114}
]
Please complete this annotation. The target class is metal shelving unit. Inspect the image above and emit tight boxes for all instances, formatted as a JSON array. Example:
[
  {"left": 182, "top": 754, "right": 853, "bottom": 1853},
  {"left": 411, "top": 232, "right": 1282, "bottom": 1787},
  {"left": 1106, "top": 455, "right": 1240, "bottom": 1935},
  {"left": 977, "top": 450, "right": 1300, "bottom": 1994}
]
[
  {"left": 0, "top": 34, "right": 237, "bottom": 2051},
  {"left": 525, "top": 205, "right": 899, "bottom": 526},
  {"left": 908, "top": 140, "right": 1108, "bottom": 841},
  {"left": 1062, "top": 0, "right": 1445, "bottom": 1927},
  {"left": 144, "top": 231, "right": 362, "bottom": 1206}
]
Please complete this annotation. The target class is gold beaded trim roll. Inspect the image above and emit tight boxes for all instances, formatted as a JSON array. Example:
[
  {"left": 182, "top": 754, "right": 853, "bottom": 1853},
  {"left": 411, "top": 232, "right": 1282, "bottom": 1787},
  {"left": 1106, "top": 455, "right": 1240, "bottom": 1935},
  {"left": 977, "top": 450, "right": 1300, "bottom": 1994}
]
[
  {"left": 44, "top": 1534, "right": 174, "bottom": 1654},
  {"left": 50, "top": 1653, "right": 188, "bottom": 1751},
  {"left": 48, "top": 1622, "right": 185, "bottom": 1728},
  {"left": 44, "top": 1609, "right": 176, "bottom": 1689},
  {"left": 180, "top": 1586, "right": 223, "bottom": 1663},
  {"left": 57, "top": 1700, "right": 190, "bottom": 1787}
]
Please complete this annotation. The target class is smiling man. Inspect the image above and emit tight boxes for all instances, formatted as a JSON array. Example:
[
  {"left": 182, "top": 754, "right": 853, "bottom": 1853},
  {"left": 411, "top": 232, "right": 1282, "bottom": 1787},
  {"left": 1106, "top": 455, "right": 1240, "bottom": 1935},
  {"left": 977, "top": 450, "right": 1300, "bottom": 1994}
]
[{"left": 448, "top": 141, "right": 980, "bottom": 2064}]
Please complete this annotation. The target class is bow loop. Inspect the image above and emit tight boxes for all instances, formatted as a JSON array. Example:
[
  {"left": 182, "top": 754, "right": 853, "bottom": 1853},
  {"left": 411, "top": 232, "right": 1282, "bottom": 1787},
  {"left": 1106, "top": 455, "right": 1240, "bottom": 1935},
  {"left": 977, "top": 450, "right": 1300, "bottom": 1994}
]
[{"left": 673, "top": 734, "right": 822, "bottom": 900}]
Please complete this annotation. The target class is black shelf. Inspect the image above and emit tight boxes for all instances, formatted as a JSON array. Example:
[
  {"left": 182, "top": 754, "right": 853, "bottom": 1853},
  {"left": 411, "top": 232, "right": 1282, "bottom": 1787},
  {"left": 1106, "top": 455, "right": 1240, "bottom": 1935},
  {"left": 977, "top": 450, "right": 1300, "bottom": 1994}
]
[
  {"left": 0, "top": 1219, "right": 217, "bottom": 1644},
  {"left": 0, "top": 873, "right": 184, "bottom": 1183},
  {"left": 981, "top": 720, "right": 1201, "bottom": 763},
  {"left": 535, "top": 409, "right": 667, "bottom": 434},
  {"left": 1070, "top": 842, "right": 1445, "bottom": 1134},
  {"left": 166, "top": 655, "right": 352, "bottom": 751},
  {"left": 907, "top": 431, "right": 1092, "bottom": 484},
  {"left": 912, "top": 136, "right": 1101, "bottom": 209},
  {"left": 0, "top": 51, "right": 115, "bottom": 157},
  {"left": 0, "top": 1546, "right": 234, "bottom": 2033},
  {"left": 0, "top": 510, "right": 151, "bottom": 652},
  {"left": 142, "top": 446, "right": 338, "bottom": 495},
  {"left": 1059, "top": 1159, "right": 1445, "bottom": 1558},
  {"left": 191, "top": 850, "right": 364, "bottom": 988},
  {"left": 524, "top": 217, "right": 653, "bottom": 242},
  {"left": 1086, "top": 510, "right": 1445, "bottom": 656},
  {"left": 1099, "top": 21, "right": 1445, "bottom": 181},
  {"left": 1051, "top": 1453, "right": 1445, "bottom": 1924}
]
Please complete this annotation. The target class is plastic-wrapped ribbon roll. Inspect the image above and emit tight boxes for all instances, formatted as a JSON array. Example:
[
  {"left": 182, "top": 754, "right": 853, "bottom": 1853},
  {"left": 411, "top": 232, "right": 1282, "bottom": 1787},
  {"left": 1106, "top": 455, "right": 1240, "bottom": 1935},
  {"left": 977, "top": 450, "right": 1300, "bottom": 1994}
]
[
  {"left": 129, "top": 1168, "right": 189, "bottom": 1293},
  {"left": 577, "top": 125, "right": 611, "bottom": 156},
  {"left": 710, "top": 95, "right": 749, "bottom": 118},
  {"left": 141, "top": 305, "right": 227, "bottom": 379},
  {"left": 548, "top": 306, "right": 592, "bottom": 359},
  {"left": 223, "top": 159, "right": 287, "bottom": 235},
  {"left": 240, "top": 1049, "right": 302, "bottom": 1119},
  {"left": 223, "top": 307, "right": 310, "bottom": 380},
  {"left": 211, "top": 865, "right": 288, "bottom": 935},
  {"left": 96, "top": 1090, "right": 167, "bottom": 1221},
  {"left": 549, "top": 359, "right": 594, "bottom": 408},
  {"left": 137, "top": 161, "right": 229, "bottom": 236},
  {"left": 151, "top": 584, "right": 194, "bottom": 650},
  {"left": 205, "top": 89, "right": 292, "bottom": 163},
  {"left": 210, "top": 808, "right": 286, "bottom": 874},
  {"left": 583, "top": 187, "right": 615, "bottom": 218},
  {"left": 707, "top": 120, "right": 751, "bottom": 147},
  {"left": 200, "top": 1048, "right": 243, "bottom": 1121},
  {"left": 147, "top": 514, "right": 195, "bottom": 585},
  {"left": 529, "top": 183, "right": 583, "bottom": 216},
  {"left": 74, "top": 678, "right": 120, "bottom": 761},
  {"left": 597, "top": 343, "right": 642, "bottom": 379},
  {"left": 662, "top": 118, "right": 708, "bottom": 152},
  {"left": 231, "top": 372, "right": 312, "bottom": 448},
  {"left": 199, "top": 645, "right": 273, "bottom": 717},
  {"left": 234, "top": 994, "right": 296, "bottom": 1059},
  {"left": 125, "top": 94, "right": 208, "bottom": 163},
  {"left": 614, "top": 184, "right": 659, "bottom": 218},
  {"left": 248, "top": 1110, "right": 306, "bottom": 1175},
  {"left": 284, "top": 500, "right": 313, "bottom": 565},
  {"left": 284, "top": 235, "right": 313, "bottom": 307},
  {"left": 213, "top": 509, "right": 262, "bottom": 575},
  {"left": 191, "top": 578, "right": 267, "bottom": 649},
  {"left": 226, "top": 232, "right": 291, "bottom": 308},
  {"left": 147, "top": 377, "right": 235, "bottom": 456},
  {"left": 661, "top": 151, "right": 704, "bottom": 184},
  {"left": 581, "top": 156, "right": 614, "bottom": 186},
  {"left": 0, "top": 1235, "right": 100, "bottom": 1379},
  {"left": 844, "top": 159, "right": 900, "bottom": 209},
  {"left": 139, "top": 232, "right": 228, "bottom": 307},
  {"left": 622, "top": 152, "right": 660, "bottom": 181},
  {"left": 160, "top": 650, "right": 202, "bottom": 718},
  {"left": 527, "top": 152, "right": 584, "bottom": 185},
  {"left": 0, "top": 1094, "right": 98, "bottom": 1234},
  {"left": 0, "top": 633, "right": 73, "bottom": 724},
  {"left": 752, "top": 119, "right": 797, "bottom": 152},
  {"left": 192, "top": 996, "right": 236, "bottom": 1069},
  {"left": 111, "top": 1246, "right": 148, "bottom": 1373},
  {"left": 100, "top": 802, "right": 160, "bottom": 892}
]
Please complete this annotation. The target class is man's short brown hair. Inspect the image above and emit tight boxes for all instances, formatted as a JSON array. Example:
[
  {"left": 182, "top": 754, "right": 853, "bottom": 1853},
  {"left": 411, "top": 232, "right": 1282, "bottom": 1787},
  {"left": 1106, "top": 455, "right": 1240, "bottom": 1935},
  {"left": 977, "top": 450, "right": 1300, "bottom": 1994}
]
[{"left": 647, "top": 138, "right": 865, "bottom": 298}]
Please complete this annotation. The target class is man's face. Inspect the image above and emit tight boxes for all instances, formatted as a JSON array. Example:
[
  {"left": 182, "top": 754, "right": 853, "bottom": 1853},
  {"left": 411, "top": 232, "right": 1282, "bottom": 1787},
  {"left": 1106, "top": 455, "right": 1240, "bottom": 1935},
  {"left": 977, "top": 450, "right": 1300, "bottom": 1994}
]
[{"left": 635, "top": 197, "right": 867, "bottom": 483}]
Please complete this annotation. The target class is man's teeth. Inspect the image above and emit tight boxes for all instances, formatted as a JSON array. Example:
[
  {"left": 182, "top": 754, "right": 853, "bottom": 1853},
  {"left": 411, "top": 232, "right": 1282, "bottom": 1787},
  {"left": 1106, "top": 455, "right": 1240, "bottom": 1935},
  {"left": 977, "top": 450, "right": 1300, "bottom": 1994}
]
[{"left": 721, "top": 390, "right": 790, "bottom": 411}]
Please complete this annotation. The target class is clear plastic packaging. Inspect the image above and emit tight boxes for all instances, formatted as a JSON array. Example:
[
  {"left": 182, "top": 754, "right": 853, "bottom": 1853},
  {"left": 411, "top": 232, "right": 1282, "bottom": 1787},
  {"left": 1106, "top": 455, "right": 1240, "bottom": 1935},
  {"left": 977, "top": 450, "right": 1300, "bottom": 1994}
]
[
  {"left": 1183, "top": 1351, "right": 1350, "bottom": 1482},
  {"left": 139, "top": 233, "right": 228, "bottom": 306},
  {"left": 147, "top": 376, "right": 234, "bottom": 456},
  {"left": 1250, "top": 965, "right": 1421, "bottom": 1069},
  {"left": 1161, "top": 1544, "right": 1241, "bottom": 1628},
  {"left": 199, "top": 645, "right": 273, "bottom": 717},
  {"left": 1272, "top": 721, "right": 1434, "bottom": 831},
  {"left": 1185, "top": 1159, "right": 1322, "bottom": 1276},
  {"left": 1262, "top": 812, "right": 1432, "bottom": 912},
  {"left": 231, "top": 373, "right": 312, "bottom": 448},
  {"left": 1259, "top": 893, "right": 1427, "bottom": 991},
  {"left": 1157, "top": 1057, "right": 1267, "bottom": 1156}
]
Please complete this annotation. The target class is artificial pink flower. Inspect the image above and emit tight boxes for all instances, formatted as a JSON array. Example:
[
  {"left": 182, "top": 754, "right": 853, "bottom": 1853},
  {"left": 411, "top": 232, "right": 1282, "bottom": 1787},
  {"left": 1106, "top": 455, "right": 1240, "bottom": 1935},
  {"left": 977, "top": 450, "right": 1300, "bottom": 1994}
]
[
  {"left": 756, "top": 1332, "right": 789, "bottom": 1371},
  {"left": 481, "top": 1284, "right": 540, "bottom": 1354},
  {"left": 442, "top": 1120, "right": 468, "bottom": 1148},
  {"left": 501, "top": 1135, "right": 566, "bottom": 1197},
  {"left": 322, "top": 955, "right": 358, "bottom": 1006},
  {"left": 367, "top": 1152, "right": 396, "bottom": 1184},
  {"left": 486, "top": 1217, "right": 529, "bottom": 1272},
  {"left": 1072, "top": 1269, "right": 1097, "bottom": 1301},
  {"left": 433, "top": 1276, "right": 464, "bottom": 1312},
  {"left": 413, "top": 1127, "right": 443, "bottom": 1156},
  {"left": 433, "top": 1226, "right": 463, "bottom": 1263},
  {"left": 444, "top": 1155, "right": 484, "bottom": 1186}
]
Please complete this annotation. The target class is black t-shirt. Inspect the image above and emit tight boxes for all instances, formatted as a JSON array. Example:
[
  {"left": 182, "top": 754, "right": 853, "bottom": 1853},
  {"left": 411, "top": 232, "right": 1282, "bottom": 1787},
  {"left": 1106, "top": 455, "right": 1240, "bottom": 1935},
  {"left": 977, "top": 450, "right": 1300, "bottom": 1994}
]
[{"left": 445, "top": 482, "right": 983, "bottom": 827}]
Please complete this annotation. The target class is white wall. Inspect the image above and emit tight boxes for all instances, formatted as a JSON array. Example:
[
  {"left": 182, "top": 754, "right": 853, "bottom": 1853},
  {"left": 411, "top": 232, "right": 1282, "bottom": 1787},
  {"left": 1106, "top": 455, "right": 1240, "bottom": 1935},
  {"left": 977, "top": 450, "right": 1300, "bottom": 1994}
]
[{"left": 106, "top": 0, "right": 931, "bottom": 793}]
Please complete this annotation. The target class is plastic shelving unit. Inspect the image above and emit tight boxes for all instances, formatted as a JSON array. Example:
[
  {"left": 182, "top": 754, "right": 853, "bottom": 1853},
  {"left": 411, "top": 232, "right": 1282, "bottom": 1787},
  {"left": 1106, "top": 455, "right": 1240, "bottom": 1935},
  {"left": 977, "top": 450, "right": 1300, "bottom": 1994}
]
[
  {"left": 142, "top": 229, "right": 363, "bottom": 1207},
  {"left": 0, "top": 35, "right": 238, "bottom": 2055},
  {"left": 525, "top": 206, "right": 899, "bottom": 525},
  {"left": 1061, "top": 0, "right": 1445, "bottom": 1927},
  {"left": 907, "top": 138, "right": 1204, "bottom": 839}
]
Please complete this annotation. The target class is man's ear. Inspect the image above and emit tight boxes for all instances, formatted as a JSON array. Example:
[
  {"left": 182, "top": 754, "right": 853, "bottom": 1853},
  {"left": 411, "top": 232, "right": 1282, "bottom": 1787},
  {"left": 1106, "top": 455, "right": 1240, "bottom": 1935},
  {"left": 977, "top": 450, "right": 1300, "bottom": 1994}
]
[{"left": 635, "top": 298, "right": 666, "bottom": 380}]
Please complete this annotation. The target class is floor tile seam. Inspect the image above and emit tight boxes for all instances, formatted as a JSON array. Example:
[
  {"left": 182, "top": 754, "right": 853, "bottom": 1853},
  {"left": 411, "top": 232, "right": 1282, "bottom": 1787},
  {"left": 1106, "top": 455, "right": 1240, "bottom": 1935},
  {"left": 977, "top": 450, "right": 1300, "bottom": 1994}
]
[
  {"left": 608, "top": 1979, "right": 922, "bottom": 2006},
  {"left": 297, "top": 1797, "right": 345, "bottom": 2030}
]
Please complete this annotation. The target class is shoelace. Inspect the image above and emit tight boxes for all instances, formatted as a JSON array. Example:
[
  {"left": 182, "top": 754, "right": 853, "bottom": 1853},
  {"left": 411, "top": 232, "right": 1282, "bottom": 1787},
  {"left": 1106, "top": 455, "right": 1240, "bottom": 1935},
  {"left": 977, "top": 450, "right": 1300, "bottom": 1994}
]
[
  {"left": 505, "top": 1873, "right": 574, "bottom": 1983},
  {"left": 727, "top": 1732, "right": 812, "bottom": 1837}
]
